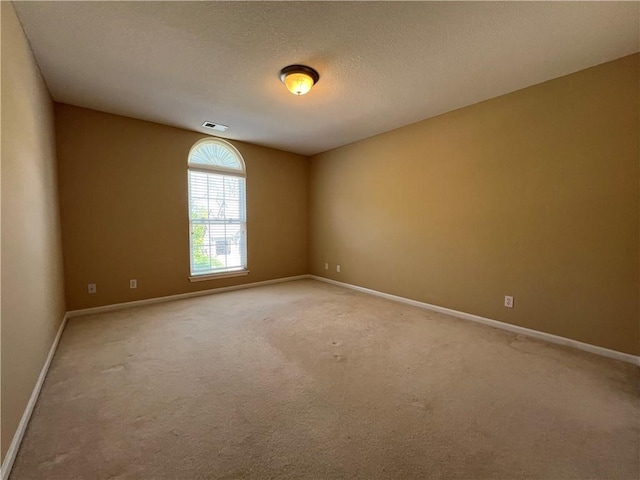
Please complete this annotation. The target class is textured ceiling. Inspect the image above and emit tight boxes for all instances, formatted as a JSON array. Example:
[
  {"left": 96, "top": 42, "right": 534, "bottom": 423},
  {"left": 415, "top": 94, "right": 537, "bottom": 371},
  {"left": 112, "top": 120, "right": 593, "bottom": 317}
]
[{"left": 13, "top": 1, "right": 640, "bottom": 156}]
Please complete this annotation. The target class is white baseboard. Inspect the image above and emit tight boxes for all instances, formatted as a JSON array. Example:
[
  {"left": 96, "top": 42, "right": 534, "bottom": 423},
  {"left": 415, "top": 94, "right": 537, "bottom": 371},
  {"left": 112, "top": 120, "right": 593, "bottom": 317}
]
[
  {"left": 310, "top": 275, "right": 640, "bottom": 367},
  {"left": 67, "top": 274, "right": 311, "bottom": 318},
  {"left": 1, "top": 313, "right": 69, "bottom": 480}
]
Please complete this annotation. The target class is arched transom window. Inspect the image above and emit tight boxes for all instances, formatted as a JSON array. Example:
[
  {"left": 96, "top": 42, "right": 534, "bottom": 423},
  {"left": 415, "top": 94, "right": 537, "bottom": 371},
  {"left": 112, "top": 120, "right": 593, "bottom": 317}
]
[{"left": 188, "top": 139, "right": 247, "bottom": 278}]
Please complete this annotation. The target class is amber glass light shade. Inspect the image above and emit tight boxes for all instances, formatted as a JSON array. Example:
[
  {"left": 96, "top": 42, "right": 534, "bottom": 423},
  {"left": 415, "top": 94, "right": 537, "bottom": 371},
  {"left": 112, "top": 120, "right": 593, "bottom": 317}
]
[{"left": 279, "top": 65, "right": 319, "bottom": 96}]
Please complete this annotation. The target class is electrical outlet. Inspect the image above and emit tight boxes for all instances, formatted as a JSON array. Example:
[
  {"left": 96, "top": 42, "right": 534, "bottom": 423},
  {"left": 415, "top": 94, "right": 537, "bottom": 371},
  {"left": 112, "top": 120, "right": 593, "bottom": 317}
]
[
  {"left": 504, "top": 295, "right": 514, "bottom": 308},
  {"left": 324, "top": 262, "right": 329, "bottom": 270},
  {"left": 130, "top": 279, "right": 137, "bottom": 289},
  {"left": 336, "top": 265, "right": 341, "bottom": 273},
  {"left": 88, "top": 283, "right": 96, "bottom": 294}
]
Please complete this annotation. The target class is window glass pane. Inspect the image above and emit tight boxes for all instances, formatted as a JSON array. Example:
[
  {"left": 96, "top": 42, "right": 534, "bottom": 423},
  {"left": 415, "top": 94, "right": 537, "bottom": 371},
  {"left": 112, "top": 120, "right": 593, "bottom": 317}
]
[
  {"left": 189, "top": 141, "right": 244, "bottom": 171},
  {"left": 189, "top": 171, "right": 209, "bottom": 219},
  {"left": 188, "top": 165, "right": 246, "bottom": 276},
  {"left": 224, "top": 176, "right": 241, "bottom": 219}
]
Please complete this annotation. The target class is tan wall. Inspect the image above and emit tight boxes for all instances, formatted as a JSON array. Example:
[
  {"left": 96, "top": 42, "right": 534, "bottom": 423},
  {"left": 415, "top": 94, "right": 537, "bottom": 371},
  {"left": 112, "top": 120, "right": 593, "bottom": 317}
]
[
  {"left": 1, "top": 2, "right": 67, "bottom": 462},
  {"left": 55, "top": 105, "right": 309, "bottom": 310},
  {"left": 310, "top": 54, "right": 640, "bottom": 356}
]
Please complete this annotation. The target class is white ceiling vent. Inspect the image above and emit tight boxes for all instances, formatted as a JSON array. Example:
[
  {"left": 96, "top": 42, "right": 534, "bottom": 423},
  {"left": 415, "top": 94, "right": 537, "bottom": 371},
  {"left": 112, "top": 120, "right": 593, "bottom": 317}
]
[{"left": 202, "top": 121, "right": 229, "bottom": 132}]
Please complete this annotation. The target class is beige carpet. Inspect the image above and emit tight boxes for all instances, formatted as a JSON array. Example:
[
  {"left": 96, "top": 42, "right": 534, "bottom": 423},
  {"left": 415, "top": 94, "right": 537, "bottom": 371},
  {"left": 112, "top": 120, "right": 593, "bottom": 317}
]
[{"left": 10, "top": 279, "right": 639, "bottom": 479}]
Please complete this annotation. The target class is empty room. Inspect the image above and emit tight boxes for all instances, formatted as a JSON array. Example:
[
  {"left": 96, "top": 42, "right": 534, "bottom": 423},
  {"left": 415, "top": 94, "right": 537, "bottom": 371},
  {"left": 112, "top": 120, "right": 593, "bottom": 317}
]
[{"left": 2, "top": 1, "right": 639, "bottom": 479}]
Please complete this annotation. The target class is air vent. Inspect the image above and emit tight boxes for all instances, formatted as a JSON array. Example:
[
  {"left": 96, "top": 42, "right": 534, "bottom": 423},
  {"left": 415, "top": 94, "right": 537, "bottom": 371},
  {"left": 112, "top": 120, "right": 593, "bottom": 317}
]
[{"left": 202, "top": 121, "right": 229, "bottom": 132}]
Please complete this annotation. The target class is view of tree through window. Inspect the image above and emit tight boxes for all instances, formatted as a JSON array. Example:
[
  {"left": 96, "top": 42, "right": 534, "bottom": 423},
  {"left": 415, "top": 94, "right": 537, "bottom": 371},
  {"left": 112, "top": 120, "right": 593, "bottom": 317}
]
[{"left": 188, "top": 140, "right": 246, "bottom": 276}]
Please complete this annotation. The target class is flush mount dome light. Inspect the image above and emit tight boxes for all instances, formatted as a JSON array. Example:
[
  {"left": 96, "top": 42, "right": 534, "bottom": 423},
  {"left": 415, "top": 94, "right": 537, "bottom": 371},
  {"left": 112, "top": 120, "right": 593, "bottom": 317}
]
[{"left": 279, "top": 65, "right": 319, "bottom": 95}]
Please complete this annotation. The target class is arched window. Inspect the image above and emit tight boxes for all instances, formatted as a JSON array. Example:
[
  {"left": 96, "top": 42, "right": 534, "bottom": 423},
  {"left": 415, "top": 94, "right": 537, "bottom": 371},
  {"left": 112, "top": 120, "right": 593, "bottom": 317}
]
[{"left": 188, "top": 139, "right": 247, "bottom": 279}]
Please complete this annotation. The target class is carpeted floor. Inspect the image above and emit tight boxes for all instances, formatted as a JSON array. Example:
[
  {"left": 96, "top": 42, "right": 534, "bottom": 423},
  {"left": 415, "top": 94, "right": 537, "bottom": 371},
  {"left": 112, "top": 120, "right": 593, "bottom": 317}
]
[{"left": 10, "top": 279, "right": 639, "bottom": 479}]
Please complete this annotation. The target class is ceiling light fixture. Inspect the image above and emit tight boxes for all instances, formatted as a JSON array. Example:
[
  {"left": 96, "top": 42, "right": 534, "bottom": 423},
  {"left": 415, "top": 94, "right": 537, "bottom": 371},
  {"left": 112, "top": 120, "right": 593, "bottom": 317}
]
[{"left": 279, "top": 65, "right": 319, "bottom": 96}]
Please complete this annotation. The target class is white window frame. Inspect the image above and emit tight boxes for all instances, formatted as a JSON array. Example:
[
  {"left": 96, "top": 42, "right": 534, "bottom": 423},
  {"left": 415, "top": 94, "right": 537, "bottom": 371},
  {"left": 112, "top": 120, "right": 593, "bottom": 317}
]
[{"left": 187, "top": 138, "right": 248, "bottom": 281}]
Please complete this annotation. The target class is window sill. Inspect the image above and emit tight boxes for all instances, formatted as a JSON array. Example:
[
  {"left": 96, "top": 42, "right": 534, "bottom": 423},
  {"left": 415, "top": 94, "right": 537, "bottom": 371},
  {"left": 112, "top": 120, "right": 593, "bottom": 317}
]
[{"left": 189, "top": 270, "right": 249, "bottom": 282}]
